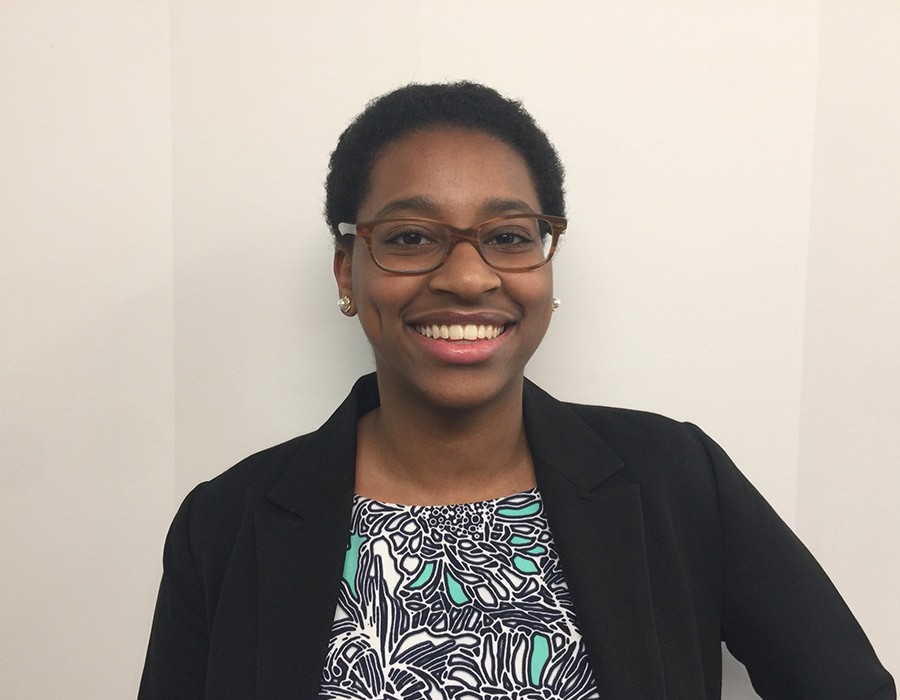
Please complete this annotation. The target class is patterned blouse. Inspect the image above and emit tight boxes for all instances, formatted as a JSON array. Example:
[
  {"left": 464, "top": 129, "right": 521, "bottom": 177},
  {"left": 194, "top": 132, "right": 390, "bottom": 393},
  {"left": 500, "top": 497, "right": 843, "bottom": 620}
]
[{"left": 318, "top": 489, "right": 600, "bottom": 699}]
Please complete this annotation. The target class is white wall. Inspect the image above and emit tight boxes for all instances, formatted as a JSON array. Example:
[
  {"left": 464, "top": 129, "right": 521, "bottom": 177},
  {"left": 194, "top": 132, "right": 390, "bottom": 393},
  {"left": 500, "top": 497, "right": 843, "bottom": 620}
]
[
  {"left": 1, "top": 1, "right": 896, "bottom": 697},
  {"left": 796, "top": 0, "right": 900, "bottom": 677},
  {"left": 1, "top": 3, "right": 174, "bottom": 698}
]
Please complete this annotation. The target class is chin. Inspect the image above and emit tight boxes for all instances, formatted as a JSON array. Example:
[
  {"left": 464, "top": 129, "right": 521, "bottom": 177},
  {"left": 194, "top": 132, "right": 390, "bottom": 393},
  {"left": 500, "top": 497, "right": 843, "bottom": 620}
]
[{"left": 410, "top": 369, "right": 524, "bottom": 413}]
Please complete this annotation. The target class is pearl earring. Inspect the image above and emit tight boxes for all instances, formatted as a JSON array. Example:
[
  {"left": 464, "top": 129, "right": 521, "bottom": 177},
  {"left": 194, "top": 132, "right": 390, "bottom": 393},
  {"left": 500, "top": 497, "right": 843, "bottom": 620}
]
[
  {"left": 551, "top": 297, "right": 561, "bottom": 311},
  {"left": 338, "top": 295, "right": 353, "bottom": 315}
]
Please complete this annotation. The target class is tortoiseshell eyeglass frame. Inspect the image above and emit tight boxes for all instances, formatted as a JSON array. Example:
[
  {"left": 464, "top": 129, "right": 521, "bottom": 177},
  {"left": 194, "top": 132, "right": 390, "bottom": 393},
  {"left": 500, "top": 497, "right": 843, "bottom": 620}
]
[{"left": 337, "top": 214, "right": 567, "bottom": 274}]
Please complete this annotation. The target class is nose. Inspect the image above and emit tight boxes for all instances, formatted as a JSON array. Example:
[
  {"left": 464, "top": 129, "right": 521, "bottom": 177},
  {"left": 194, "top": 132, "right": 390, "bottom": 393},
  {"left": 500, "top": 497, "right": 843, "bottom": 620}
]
[{"left": 428, "top": 240, "right": 501, "bottom": 299}]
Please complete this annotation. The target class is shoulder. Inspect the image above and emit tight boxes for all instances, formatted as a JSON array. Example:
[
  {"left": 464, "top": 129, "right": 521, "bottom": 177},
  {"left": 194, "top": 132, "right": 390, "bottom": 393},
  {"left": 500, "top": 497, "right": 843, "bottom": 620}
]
[
  {"left": 545, "top": 395, "right": 785, "bottom": 557},
  {"left": 567, "top": 401, "right": 701, "bottom": 447},
  {"left": 168, "top": 432, "right": 317, "bottom": 566},
  {"left": 524, "top": 381, "right": 733, "bottom": 525},
  {"left": 526, "top": 378, "right": 715, "bottom": 476},
  {"left": 569, "top": 401, "right": 725, "bottom": 498},
  {"left": 526, "top": 377, "right": 701, "bottom": 442},
  {"left": 166, "top": 375, "right": 367, "bottom": 568},
  {"left": 569, "top": 402, "right": 720, "bottom": 468},
  {"left": 190, "top": 433, "right": 312, "bottom": 515}
]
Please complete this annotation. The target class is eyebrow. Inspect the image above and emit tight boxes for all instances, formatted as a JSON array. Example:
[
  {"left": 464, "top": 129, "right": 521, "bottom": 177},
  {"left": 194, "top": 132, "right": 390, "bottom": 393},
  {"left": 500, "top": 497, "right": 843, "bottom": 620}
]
[
  {"left": 372, "top": 196, "right": 537, "bottom": 220},
  {"left": 373, "top": 196, "right": 441, "bottom": 219},
  {"left": 481, "top": 198, "right": 537, "bottom": 216}
]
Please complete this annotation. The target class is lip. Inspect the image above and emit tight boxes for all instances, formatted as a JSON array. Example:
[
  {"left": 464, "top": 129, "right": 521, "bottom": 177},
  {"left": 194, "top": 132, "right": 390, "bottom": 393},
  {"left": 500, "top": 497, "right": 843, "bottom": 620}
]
[{"left": 407, "top": 323, "right": 513, "bottom": 365}]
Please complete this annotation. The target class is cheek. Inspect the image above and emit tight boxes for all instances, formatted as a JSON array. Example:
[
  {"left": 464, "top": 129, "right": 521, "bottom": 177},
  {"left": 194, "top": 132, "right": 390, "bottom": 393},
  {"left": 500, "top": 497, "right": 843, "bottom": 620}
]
[
  {"left": 350, "top": 267, "right": 423, "bottom": 342},
  {"left": 505, "top": 270, "right": 554, "bottom": 341},
  {"left": 349, "top": 265, "right": 381, "bottom": 345},
  {"left": 515, "top": 269, "right": 553, "bottom": 306}
]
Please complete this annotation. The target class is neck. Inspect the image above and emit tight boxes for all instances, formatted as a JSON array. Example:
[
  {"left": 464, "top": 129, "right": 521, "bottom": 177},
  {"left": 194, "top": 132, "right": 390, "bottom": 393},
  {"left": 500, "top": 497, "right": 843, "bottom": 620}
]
[{"left": 354, "top": 375, "right": 535, "bottom": 505}]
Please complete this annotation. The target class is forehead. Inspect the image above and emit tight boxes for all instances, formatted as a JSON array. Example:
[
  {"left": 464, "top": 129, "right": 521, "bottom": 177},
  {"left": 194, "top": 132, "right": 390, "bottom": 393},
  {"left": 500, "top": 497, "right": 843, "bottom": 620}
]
[{"left": 359, "top": 127, "right": 540, "bottom": 220}]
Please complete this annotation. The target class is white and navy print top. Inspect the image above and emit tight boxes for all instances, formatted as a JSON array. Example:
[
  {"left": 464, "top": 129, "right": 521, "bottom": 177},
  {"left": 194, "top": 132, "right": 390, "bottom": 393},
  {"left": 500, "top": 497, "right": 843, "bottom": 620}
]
[{"left": 318, "top": 489, "right": 600, "bottom": 699}]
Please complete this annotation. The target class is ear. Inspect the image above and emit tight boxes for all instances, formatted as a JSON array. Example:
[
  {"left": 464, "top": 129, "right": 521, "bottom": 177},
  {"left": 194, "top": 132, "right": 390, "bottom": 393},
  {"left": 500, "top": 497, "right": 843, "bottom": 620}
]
[{"left": 333, "top": 244, "right": 355, "bottom": 310}]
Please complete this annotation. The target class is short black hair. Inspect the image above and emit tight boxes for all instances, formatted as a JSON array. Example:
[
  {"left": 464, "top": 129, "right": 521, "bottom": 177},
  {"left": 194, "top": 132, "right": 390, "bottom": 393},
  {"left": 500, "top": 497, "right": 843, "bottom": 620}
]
[{"left": 324, "top": 81, "right": 565, "bottom": 245}]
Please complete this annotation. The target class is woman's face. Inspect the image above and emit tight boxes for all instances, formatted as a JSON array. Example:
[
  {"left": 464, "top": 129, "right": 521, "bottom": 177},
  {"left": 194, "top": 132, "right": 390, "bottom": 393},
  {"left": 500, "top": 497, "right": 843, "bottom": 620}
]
[{"left": 334, "top": 127, "right": 555, "bottom": 412}]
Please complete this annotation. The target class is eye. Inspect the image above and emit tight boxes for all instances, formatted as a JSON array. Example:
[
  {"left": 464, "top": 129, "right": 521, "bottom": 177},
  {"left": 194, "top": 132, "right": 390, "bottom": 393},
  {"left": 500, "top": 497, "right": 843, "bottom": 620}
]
[
  {"left": 382, "top": 226, "right": 437, "bottom": 247},
  {"left": 483, "top": 226, "right": 536, "bottom": 248}
]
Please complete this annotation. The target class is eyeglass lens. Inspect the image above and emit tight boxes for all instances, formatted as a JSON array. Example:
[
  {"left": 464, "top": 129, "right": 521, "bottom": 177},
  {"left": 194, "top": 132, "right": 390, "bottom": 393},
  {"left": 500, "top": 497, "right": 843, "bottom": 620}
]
[{"left": 368, "top": 218, "right": 554, "bottom": 272}]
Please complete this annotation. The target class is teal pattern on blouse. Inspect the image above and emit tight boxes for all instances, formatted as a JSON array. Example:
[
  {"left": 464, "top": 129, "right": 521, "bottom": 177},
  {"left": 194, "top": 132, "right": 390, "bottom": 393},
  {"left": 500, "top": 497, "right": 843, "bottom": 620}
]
[{"left": 318, "top": 489, "right": 599, "bottom": 699}]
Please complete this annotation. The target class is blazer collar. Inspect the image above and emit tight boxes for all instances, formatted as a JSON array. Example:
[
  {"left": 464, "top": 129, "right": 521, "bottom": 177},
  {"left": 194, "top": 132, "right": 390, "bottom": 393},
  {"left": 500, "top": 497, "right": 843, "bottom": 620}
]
[
  {"left": 522, "top": 377, "right": 625, "bottom": 491},
  {"left": 266, "top": 373, "right": 626, "bottom": 517},
  {"left": 261, "top": 373, "right": 665, "bottom": 699},
  {"left": 265, "top": 374, "right": 379, "bottom": 518}
]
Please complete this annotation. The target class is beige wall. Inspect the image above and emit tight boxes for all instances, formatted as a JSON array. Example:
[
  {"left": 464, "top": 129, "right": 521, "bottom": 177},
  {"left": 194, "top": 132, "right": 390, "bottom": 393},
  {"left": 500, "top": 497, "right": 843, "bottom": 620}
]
[{"left": 1, "top": 1, "right": 896, "bottom": 697}]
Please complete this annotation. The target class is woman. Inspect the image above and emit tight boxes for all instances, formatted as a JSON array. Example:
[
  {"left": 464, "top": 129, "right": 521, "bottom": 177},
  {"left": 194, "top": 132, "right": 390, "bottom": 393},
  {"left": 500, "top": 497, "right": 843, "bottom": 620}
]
[{"left": 140, "top": 83, "right": 894, "bottom": 699}]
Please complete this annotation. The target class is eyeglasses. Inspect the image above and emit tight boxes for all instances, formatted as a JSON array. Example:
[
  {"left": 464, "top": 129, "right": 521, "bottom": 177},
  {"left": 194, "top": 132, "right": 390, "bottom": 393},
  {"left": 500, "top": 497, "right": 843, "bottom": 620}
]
[{"left": 337, "top": 214, "right": 567, "bottom": 274}]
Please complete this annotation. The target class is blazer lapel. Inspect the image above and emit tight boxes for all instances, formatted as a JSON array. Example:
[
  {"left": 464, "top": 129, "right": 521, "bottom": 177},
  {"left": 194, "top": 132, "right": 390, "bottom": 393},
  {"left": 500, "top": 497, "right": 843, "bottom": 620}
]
[
  {"left": 255, "top": 504, "right": 354, "bottom": 699},
  {"left": 524, "top": 380, "right": 667, "bottom": 699},
  {"left": 254, "top": 375, "right": 379, "bottom": 698}
]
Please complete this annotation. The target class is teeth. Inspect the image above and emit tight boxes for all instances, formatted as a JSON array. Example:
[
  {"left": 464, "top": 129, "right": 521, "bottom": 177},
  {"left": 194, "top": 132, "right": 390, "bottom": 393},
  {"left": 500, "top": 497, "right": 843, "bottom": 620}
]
[{"left": 414, "top": 324, "right": 505, "bottom": 341}]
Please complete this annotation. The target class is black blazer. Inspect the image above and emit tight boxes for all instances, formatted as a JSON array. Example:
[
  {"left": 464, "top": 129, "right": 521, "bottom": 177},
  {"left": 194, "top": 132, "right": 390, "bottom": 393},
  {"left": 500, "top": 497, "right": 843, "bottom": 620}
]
[{"left": 140, "top": 374, "right": 895, "bottom": 699}]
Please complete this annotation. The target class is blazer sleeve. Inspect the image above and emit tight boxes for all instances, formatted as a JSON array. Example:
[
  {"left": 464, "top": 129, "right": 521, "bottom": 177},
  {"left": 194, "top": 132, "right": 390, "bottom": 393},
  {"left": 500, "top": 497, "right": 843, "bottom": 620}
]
[
  {"left": 687, "top": 425, "right": 896, "bottom": 700},
  {"left": 139, "top": 483, "right": 210, "bottom": 700}
]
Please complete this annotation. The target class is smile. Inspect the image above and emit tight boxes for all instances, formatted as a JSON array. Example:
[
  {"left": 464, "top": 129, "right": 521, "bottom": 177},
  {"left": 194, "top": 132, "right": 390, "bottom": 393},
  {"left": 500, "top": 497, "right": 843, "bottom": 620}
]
[{"left": 413, "top": 324, "right": 506, "bottom": 341}]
